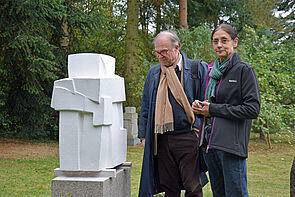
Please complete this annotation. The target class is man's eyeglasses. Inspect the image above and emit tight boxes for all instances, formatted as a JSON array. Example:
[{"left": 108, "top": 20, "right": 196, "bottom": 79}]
[
  {"left": 154, "top": 49, "right": 169, "bottom": 56},
  {"left": 212, "top": 39, "right": 232, "bottom": 45}
]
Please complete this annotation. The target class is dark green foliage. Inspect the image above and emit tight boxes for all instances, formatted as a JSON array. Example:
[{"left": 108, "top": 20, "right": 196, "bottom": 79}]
[
  {"left": 240, "top": 26, "right": 295, "bottom": 142},
  {"left": 0, "top": 0, "right": 95, "bottom": 139},
  {"left": 0, "top": 0, "right": 61, "bottom": 139},
  {"left": 71, "top": 1, "right": 126, "bottom": 76},
  {"left": 177, "top": 25, "right": 216, "bottom": 62}
]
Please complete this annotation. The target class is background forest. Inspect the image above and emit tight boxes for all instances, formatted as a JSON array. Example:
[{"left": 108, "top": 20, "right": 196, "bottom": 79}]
[{"left": 0, "top": 0, "right": 294, "bottom": 142}]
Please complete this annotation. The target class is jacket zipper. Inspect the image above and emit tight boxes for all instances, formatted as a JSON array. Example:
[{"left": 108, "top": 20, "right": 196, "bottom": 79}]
[
  {"left": 206, "top": 57, "right": 233, "bottom": 152},
  {"left": 199, "top": 63, "right": 212, "bottom": 147},
  {"left": 206, "top": 81, "right": 220, "bottom": 152}
]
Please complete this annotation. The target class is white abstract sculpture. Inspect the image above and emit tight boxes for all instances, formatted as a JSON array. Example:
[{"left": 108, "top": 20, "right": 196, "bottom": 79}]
[{"left": 51, "top": 53, "right": 127, "bottom": 171}]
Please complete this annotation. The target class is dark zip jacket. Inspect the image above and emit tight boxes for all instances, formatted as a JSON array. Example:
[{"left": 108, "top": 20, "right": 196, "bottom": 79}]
[{"left": 203, "top": 53, "right": 261, "bottom": 158}]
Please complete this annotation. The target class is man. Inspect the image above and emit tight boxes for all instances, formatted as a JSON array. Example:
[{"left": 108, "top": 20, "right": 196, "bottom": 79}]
[{"left": 138, "top": 30, "right": 208, "bottom": 197}]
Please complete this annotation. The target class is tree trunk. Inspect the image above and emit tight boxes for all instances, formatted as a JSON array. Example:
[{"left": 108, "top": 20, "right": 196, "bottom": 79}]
[
  {"left": 179, "top": 0, "right": 188, "bottom": 29},
  {"left": 155, "top": 2, "right": 161, "bottom": 34},
  {"left": 291, "top": 157, "right": 295, "bottom": 197},
  {"left": 266, "top": 119, "right": 272, "bottom": 149},
  {"left": 124, "top": 0, "right": 139, "bottom": 106},
  {"left": 60, "top": 20, "right": 69, "bottom": 47},
  {"left": 139, "top": 1, "right": 148, "bottom": 35},
  {"left": 151, "top": 0, "right": 163, "bottom": 35},
  {"left": 259, "top": 129, "right": 264, "bottom": 139}
]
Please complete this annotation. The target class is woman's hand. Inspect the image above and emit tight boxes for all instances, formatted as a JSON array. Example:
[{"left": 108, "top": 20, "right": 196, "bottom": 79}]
[
  {"left": 192, "top": 100, "right": 210, "bottom": 117},
  {"left": 192, "top": 100, "right": 203, "bottom": 114},
  {"left": 201, "top": 100, "right": 210, "bottom": 117}
]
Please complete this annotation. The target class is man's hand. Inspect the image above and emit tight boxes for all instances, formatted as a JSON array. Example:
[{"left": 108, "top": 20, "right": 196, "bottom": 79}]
[{"left": 141, "top": 138, "right": 145, "bottom": 148}]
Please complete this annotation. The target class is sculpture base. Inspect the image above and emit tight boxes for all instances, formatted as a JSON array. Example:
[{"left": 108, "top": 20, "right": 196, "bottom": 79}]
[{"left": 51, "top": 162, "right": 131, "bottom": 197}]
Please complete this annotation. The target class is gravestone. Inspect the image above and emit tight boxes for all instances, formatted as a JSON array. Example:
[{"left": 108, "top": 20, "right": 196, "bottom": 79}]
[
  {"left": 124, "top": 107, "right": 140, "bottom": 146},
  {"left": 51, "top": 53, "right": 131, "bottom": 196}
]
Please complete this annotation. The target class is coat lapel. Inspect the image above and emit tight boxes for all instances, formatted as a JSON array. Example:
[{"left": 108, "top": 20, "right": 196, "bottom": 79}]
[
  {"left": 151, "top": 65, "right": 161, "bottom": 97},
  {"left": 181, "top": 52, "right": 190, "bottom": 94}
]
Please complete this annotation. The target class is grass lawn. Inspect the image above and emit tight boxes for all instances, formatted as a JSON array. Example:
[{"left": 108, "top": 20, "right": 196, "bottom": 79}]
[{"left": 0, "top": 135, "right": 294, "bottom": 197}]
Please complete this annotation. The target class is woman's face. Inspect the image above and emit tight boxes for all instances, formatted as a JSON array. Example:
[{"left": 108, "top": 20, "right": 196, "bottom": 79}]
[{"left": 212, "top": 30, "right": 238, "bottom": 62}]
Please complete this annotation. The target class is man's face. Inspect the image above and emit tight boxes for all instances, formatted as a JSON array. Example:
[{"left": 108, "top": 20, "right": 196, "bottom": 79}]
[{"left": 154, "top": 35, "right": 179, "bottom": 66}]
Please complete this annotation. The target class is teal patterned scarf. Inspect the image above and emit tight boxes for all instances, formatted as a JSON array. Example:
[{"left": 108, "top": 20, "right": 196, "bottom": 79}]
[{"left": 206, "top": 56, "right": 231, "bottom": 102}]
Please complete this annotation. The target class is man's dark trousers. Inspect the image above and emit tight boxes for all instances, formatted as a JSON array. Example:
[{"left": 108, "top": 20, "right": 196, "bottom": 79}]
[{"left": 157, "top": 130, "right": 203, "bottom": 197}]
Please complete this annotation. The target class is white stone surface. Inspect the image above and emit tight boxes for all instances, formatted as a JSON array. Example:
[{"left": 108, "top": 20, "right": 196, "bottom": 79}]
[
  {"left": 71, "top": 77, "right": 125, "bottom": 103},
  {"left": 51, "top": 53, "right": 126, "bottom": 171},
  {"left": 68, "top": 53, "right": 115, "bottom": 78}
]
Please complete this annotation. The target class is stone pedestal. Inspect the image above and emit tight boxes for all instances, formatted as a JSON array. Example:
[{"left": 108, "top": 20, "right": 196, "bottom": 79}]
[
  {"left": 52, "top": 162, "right": 131, "bottom": 197},
  {"left": 124, "top": 107, "right": 140, "bottom": 146}
]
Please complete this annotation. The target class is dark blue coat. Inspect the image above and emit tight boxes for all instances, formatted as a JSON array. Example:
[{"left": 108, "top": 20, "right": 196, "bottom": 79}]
[{"left": 138, "top": 51, "right": 208, "bottom": 196}]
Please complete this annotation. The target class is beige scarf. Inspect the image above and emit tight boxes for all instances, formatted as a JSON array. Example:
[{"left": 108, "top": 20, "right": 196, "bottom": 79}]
[{"left": 154, "top": 53, "right": 195, "bottom": 134}]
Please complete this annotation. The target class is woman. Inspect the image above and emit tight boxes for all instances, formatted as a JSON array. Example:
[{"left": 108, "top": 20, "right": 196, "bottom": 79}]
[{"left": 192, "top": 24, "right": 261, "bottom": 197}]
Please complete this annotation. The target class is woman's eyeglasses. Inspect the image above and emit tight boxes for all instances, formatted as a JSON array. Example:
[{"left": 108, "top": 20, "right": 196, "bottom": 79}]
[{"left": 212, "top": 39, "right": 232, "bottom": 45}]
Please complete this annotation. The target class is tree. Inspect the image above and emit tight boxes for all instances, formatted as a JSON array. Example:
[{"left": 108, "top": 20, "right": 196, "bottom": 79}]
[
  {"left": 124, "top": 0, "right": 140, "bottom": 106},
  {"left": 276, "top": 0, "right": 295, "bottom": 41},
  {"left": 0, "top": 0, "right": 96, "bottom": 139},
  {"left": 147, "top": 0, "right": 165, "bottom": 35},
  {"left": 187, "top": 0, "right": 221, "bottom": 28},
  {"left": 70, "top": 0, "right": 127, "bottom": 76},
  {"left": 241, "top": 26, "right": 295, "bottom": 143},
  {"left": 179, "top": 0, "right": 188, "bottom": 29},
  {"left": 177, "top": 25, "right": 215, "bottom": 62},
  {"left": 0, "top": 0, "right": 65, "bottom": 138},
  {"left": 139, "top": 0, "right": 151, "bottom": 35}
]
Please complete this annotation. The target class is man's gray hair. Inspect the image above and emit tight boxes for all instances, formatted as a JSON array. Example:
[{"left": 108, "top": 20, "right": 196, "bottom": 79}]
[{"left": 153, "top": 30, "right": 181, "bottom": 48}]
